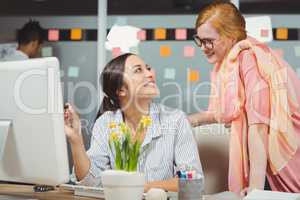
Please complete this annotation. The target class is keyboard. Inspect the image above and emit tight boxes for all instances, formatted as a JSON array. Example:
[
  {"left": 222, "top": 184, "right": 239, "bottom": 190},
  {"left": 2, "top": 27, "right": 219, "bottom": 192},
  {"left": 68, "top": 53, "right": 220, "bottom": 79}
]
[
  {"left": 59, "top": 184, "right": 178, "bottom": 199},
  {"left": 59, "top": 184, "right": 104, "bottom": 198}
]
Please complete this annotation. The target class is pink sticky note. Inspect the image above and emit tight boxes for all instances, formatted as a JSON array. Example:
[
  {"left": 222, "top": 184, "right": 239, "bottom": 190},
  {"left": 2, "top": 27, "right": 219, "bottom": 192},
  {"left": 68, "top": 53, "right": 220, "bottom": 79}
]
[
  {"left": 175, "top": 29, "right": 187, "bottom": 40},
  {"left": 260, "top": 29, "right": 269, "bottom": 37},
  {"left": 48, "top": 29, "right": 59, "bottom": 41},
  {"left": 112, "top": 47, "right": 122, "bottom": 58},
  {"left": 137, "top": 30, "right": 146, "bottom": 41},
  {"left": 184, "top": 46, "right": 195, "bottom": 57}
]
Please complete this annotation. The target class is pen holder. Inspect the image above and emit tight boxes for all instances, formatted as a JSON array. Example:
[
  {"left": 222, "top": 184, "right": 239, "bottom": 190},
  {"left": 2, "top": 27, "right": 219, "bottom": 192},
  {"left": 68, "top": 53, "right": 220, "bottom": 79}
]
[{"left": 178, "top": 178, "right": 204, "bottom": 200}]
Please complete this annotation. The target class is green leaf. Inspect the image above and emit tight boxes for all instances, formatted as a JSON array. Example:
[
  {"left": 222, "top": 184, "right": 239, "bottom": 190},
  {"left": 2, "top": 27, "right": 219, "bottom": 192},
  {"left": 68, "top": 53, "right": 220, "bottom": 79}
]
[{"left": 114, "top": 140, "right": 123, "bottom": 170}]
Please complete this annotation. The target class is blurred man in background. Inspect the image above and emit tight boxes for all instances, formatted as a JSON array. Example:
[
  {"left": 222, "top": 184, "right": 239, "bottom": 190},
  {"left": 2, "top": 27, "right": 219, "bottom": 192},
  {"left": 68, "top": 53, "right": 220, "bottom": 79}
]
[{"left": 1, "top": 20, "right": 44, "bottom": 61}]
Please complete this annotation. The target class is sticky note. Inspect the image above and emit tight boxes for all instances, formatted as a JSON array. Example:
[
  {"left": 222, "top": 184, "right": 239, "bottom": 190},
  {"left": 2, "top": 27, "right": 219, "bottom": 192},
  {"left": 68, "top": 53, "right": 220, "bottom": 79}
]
[
  {"left": 245, "top": 16, "right": 273, "bottom": 42},
  {"left": 48, "top": 29, "right": 59, "bottom": 41},
  {"left": 160, "top": 45, "right": 171, "bottom": 57},
  {"left": 68, "top": 66, "right": 80, "bottom": 78},
  {"left": 184, "top": 46, "right": 195, "bottom": 57},
  {"left": 41, "top": 47, "right": 53, "bottom": 57},
  {"left": 188, "top": 69, "right": 200, "bottom": 82},
  {"left": 86, "top": 30, "right": 97, "bottom": 41},
  {"left": 260, "top": 29, "right": 269, "bottom": 37},
  {"left": 276, "top": 28, "right": 288, "bottom": 40},
  {"left": 154, "top": 28, "right": 166, "bottom": 40},
  {"left": 175, "top": 29, "right": 187, "bottom": 40},
  {"left": 71, "top": 28, "right": 82, "bottom": 40},
  {"left": 274, "top": 48, "right": 284, "bottom": 58},
  {"left": 137, "top": 30, "right": 146, "bottom": 41},
  {"left": 164, "top": 68, "right": 176, "bottom": 80},
  {"left": 294, "top": 46, "right": 300, "bottom": 57},
  {"left": 59, "top": 30, "right": 70, "bottom": 41},
  {"left": 112, "top": 47, "right": 122, "bottom": 58}
]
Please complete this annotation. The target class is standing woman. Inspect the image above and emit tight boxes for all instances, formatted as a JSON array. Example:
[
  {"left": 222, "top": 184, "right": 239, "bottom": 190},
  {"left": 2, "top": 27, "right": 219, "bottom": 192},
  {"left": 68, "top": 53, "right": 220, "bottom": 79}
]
[{"left": 188, "top": 1, "right": 300, "bottom": 196}]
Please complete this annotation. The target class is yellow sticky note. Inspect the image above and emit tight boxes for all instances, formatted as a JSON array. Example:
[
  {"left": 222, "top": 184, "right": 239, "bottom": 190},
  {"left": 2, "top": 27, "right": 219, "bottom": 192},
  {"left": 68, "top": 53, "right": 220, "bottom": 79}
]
[
  {"left": 155, "top": 28, "right": 166, "bottom": 40},
  {"left": 71, "top": 28, "right": 82, "bottom": 40},
  {"left": 276, "top": 28, "right": 288, "bottom": 40},
  {"left": 160, "top": 45, "right": 171, "bottom": 57},
  {"left": 188, "top": 69, "right": 200, "bottom": 82}
]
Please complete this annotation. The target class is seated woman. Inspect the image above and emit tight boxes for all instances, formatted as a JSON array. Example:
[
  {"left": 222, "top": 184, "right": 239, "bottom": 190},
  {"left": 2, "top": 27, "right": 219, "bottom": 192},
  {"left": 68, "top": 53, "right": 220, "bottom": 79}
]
[{"left": 64, "top": 53, "right": 203, "bottom": 192}]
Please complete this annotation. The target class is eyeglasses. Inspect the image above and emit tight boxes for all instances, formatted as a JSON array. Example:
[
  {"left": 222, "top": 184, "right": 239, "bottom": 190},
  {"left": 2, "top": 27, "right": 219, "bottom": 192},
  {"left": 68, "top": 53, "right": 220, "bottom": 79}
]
[{"left": 193, "top": 35, "right": 216, "bottom": 50}]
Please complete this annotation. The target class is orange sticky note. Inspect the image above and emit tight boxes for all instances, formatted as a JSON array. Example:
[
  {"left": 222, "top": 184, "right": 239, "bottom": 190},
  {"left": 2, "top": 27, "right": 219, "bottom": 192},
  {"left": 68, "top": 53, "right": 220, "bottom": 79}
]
[
  {"left": 160, "top": 45, "right": 171, "bottom": 57},
  {"left": 71, "top": 28, "right": 82, "bottom": 40},
  {"left": 276, "top": 28, "right": 288, "bottom": 40},
  {"left": 155, "top": 28, "right": 166, "bottom": 40},
  {"left": 175, "top": 29, "right": 187, "bottom": 40},
  {"left": 188, "top": 69, "right": 200, "bottom": 82},
  {"left": 48, "top": 29, "right": 59, "bottom": 41}
]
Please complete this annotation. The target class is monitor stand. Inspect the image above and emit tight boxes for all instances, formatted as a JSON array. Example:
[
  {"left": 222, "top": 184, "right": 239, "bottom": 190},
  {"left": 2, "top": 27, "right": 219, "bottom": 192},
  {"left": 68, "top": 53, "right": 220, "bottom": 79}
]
[
  {"left": 0, "top": 120, "right": 11, "bottom": 160},
  {"left": 0, "top": 121, "right": 55, "bottom": 193}
]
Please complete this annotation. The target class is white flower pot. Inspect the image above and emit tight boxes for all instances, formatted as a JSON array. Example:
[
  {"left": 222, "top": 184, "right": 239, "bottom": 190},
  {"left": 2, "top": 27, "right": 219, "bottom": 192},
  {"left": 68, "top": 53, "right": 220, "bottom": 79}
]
[{"left": 101, "top": 170, "right": 145, "bottom": 200}]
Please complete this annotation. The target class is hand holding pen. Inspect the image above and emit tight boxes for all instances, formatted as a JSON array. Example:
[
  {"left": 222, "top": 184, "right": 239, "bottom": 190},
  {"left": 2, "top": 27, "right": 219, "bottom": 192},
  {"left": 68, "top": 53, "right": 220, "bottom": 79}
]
[{"left": 64, "top": 103, "right": 82, "bottom": 144}]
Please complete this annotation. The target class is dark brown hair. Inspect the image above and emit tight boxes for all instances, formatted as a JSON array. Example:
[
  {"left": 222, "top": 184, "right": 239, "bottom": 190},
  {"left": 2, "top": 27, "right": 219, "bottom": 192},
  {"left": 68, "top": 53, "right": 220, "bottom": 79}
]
[
  {"left": 18, "top": 20, "right": 45, "bottom": 45},
  {"left": 96, "top": 53, "right": 134, "bottom": 120}
]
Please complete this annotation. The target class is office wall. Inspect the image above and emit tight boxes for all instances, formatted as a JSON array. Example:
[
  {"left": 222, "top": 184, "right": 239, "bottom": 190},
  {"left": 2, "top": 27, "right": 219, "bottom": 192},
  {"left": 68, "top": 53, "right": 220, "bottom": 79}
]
[
  {"left": 1, "top": 14, "right": 300, "bottom": 170},
  {"left": 0, "top": 17, "right": 99, "bottom": 170},
  {"left": 0, "top": 17, "right": 98, "bottom": 150}
]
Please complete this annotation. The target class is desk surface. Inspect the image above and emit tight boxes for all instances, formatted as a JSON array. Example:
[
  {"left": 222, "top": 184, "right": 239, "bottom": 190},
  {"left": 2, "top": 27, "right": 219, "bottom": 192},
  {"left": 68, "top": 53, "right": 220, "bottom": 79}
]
[{"left": 0, "top": 184, "right": 102, "bottom": 200}]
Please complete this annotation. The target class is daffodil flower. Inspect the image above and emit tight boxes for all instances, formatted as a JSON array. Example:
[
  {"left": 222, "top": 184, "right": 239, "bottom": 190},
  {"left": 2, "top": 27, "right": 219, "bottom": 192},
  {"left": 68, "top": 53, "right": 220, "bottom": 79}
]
[
  {"left": 109, "top": 122, "right": 117, "bottom": 129},
  {"left": 107, "top": 116, "right": 152, "bottom": 171},
  {"left": 119, "top": 122, "right": 128, "bottom": 134},
  {"left": 141, "top": 115, "right": 152, "bottom": 127},
  {"left": 109, "top": 131, "right": 118, "bottom": 142}
]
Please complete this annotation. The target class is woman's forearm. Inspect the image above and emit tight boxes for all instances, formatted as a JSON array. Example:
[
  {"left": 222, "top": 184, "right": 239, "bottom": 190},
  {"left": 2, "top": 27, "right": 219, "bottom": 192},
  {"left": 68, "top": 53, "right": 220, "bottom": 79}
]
[
  {"left": 70, "top": 137, "right": 91, "bottom": 181},
  {"left": 188, "top": 112, "right": 216, "bottom": 127},
  {"left": 145, "top": 178, "right": 178, "bottom": 192},
  {"left": 248, "top": 124, "right": 268, "bottom": 190}
]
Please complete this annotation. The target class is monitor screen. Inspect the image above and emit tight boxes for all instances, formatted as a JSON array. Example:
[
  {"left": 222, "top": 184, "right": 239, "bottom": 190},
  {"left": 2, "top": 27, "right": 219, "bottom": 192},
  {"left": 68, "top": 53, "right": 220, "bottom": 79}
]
[{"left": 0, "top": 57, "right": 69, "bottom": 185}]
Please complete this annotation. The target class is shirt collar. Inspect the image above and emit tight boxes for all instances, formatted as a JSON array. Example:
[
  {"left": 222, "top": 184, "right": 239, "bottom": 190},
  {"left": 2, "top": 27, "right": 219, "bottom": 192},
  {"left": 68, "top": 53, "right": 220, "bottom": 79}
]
[
  {"left": 15, "top": 50, "right": 29, "bottom": 59},
  {"left": 142, "top": 103, "right": 162, "bottom": 148},
  {"left": 113, "top": 103, "right": 162, "bottom": 147}
]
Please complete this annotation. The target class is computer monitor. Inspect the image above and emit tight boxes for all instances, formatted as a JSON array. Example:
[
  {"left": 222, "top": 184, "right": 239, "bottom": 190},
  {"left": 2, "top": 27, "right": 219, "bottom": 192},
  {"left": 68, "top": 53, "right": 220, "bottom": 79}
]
[{"left": 0, "top": 57, "right": 69, "bottom": 186}]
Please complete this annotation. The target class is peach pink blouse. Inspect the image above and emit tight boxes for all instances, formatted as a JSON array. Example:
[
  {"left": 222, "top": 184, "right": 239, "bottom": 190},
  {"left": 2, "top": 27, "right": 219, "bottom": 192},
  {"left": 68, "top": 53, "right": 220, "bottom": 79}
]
[{"left": 239, "top": 49, "right": 300, "bottom": 192}]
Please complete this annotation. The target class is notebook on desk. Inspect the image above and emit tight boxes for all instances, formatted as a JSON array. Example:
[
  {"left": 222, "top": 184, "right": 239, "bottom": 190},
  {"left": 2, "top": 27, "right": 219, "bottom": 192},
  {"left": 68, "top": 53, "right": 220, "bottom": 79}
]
[
  {"left": 244, "top": 189, "right": 300, "bottom": 200},
  {"left": 59, "top": 184, "right": 178, "bottom": 199}
]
